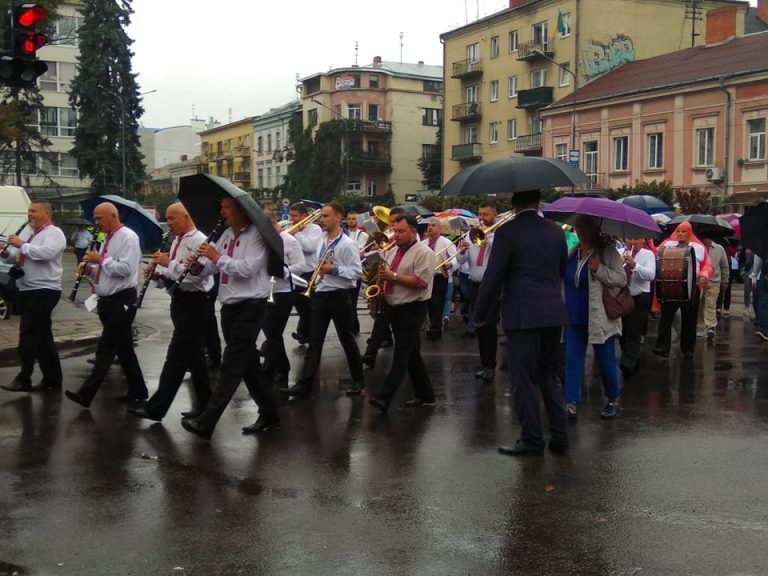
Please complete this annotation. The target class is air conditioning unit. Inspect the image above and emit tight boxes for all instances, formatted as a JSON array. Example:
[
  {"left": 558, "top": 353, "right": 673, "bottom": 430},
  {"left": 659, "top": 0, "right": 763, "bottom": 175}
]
[{"left": 705, "top": 166, "right": 723, "bottom": 182}]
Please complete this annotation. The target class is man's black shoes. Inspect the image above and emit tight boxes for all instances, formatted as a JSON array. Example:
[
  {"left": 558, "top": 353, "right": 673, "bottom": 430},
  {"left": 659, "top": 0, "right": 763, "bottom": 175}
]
[
  {"left": 65, "top": 390, "right": 91, "bottom": 408},
  {"left": 128, "top": 407, "right": 163, "bottom": 422},
  {"left": 241, "top": 416, "right": 280, "bottom": 434},
  {"left": 181, "top": 418, "right": 212, "bottom": 441},
  {"left": 1, "top": 380, "right": 32, "bottom": 392},
  {"left": 498, "top": 440, "right": 544, "bottom": 456}
]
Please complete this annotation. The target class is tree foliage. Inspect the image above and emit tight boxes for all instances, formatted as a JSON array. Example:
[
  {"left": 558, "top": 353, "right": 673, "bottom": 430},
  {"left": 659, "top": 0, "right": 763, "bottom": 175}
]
[
  {"left": 417, "top": 127, "right": 442, "bottom": 191},
  {"left": 675, "top": 187, "right": 711, "bottom": 214},
  {"left": 68, "top": 0, "right": 145, "bottom": 197}
]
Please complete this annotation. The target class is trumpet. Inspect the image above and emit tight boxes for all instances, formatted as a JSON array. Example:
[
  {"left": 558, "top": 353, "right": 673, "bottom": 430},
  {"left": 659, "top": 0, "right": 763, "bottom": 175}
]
[
  {"left": 283, "top": 209, "right": 321, "bottom": 235},
  {"left": 439, "top": 211, "right": 517, "bottom": 269},
  {"left": 301, "top": 247, "right": 335, "bottom": 298}
]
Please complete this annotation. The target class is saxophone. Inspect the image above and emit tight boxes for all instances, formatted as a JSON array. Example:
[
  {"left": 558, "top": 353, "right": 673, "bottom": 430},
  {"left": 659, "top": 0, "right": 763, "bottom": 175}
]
[{"left": 362, "top": 252, "right": 384, "bottom": 318}]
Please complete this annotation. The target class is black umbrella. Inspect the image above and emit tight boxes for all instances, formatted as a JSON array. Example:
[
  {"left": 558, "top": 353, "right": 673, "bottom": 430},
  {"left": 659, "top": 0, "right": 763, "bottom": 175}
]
[
  {"left": 178, "top": 174, "right": 284, "bottom": 277},
  {"left": 615, "top": 195, "right": 672, "bottom": 215},
  {"left": 740, "top": 202, "right": 768, "bottom": 259},
  {"left": 64, "top": 217, "right": 92, "bottom": 227},
  {"left": 667, "top": 214, "right": 733, "bottom": 238},
  {"left": 396, "top": 204, "right": 433, "bottom": 217},
  {"left": 439, "top": 156, "right": 589, "bottom": 196},
  {"left": 80, "top": 195, "right": 163, "bottom": 251}
]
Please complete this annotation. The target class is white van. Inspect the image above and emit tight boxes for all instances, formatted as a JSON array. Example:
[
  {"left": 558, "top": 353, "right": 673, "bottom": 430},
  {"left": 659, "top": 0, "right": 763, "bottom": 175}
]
[{"left": 0, "top": 185, "right": 31, "bottom": 239}]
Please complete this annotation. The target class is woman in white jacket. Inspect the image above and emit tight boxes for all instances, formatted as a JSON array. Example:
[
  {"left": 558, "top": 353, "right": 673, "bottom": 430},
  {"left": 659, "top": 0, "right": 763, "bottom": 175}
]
[{"left": 563, "top": 215, "right": 627, "bottom": 420}]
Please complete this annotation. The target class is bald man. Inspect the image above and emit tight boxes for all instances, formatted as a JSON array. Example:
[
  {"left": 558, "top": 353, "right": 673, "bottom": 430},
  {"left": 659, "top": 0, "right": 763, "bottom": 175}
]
[
  {"left": 66, "top": 202, "right": 147, "bottom": 408},
  {"left": 130, "top": 203, "right": 213, "bottom": 422}
]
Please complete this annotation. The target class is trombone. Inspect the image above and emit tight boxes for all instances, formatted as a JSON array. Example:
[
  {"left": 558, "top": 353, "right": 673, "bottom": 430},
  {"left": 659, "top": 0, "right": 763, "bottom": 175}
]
[
  {"left": 301, "top": 247, "right": 335, "bottom": 297},
  {"left": 284, "top": 209, "right": 321, "bottom": 235},
  {"left": 437, "top": 211, "right": 516, "bottom": 269}
]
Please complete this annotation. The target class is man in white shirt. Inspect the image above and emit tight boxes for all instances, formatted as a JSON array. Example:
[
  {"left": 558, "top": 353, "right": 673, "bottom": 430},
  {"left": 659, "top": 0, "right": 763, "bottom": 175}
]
[
  {"left": 423, "top": 218, "right": 458, "bottom": 340},
  {"left": 1, "top": 201, "right": 66, "bottom": 392},
  {"left": 181, "top": 197, "right": 279, "bottom": 440},
  {"left": 66, "top": 202, "right": 147, "bottom": 408},
  {"left": 129, "top": 203, "right": 213, "bottom": 423},
  {"left": 346, "top": 210, "right": 369, "bottom": 335},
  {"left": 70, "top": 225, "right": 93, "bottom": 264},
  {"left": 289, "top": 202, "right": 323, "bottom": 344},
  {"left": 619, "top": 237, "right": 656, "bottom": 376},
  {"left": 287, "top": 202, "right": 365, "bottom": 399}
]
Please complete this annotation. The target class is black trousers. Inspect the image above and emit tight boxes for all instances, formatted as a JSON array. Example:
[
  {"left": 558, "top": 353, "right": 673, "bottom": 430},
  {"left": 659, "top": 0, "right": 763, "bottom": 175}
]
[
  {"left": 620, "top": 292, "right": 651, "bottom": 371},
  {"left": 145, "top": 290, "right": 210, "bottom": 418},
  {"left": 350, "top": 279, "right": 362, "bottom": 334},
  {"left": 293, "top": 272, "right": 313, "bottom": 339},
  {"left": 262, "top": 291, "right": 294, "bottom": 377},
  {"left": 655, "top": 289, "right": 701, "bottom": 355},
  {"left": 197, "top": 299, "right": 277, "bottom": 431},
  {"left": 297, "top": 289, "right": 363, "bottom": 387},
  {"left": 427, "top": 274, "right": 448, "bottom": 336},
  {"left": 472, "top": 281, "right": 501, "bottom": 368},
  {"left": 505, "top": 327, "right": 568, "bottom": 447},
  {"left": 204, "top": 273, "right": 221, "bottom": 360},
  {"left": 78, "top": 288, "right": 146, "bottom": 402},
  {"left": 374, "top": 301, "right": 433, "bottom": 407},
  {"left": 364, "top": 305, "right": 393, "bottom": 357},
  {"left": 16, "top": 288, "right": 62, "bottom": 386}
]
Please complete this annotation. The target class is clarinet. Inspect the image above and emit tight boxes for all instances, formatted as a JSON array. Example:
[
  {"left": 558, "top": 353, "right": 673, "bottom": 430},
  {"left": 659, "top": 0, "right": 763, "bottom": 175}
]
[
  {"left": 68, "top": 237, "right": 98, "bottom": 302},
  {"left": 168, "top": 218, "right": 227, "bottom": 295},
  {"left": 2, "top": 222, "right": 30, "bottom": 280},
  {"left": 0, "top": 221, "right": 29, "bottom": 253},
  {"left": 134, "top": 231, "right": 172, "bottom": 309}
]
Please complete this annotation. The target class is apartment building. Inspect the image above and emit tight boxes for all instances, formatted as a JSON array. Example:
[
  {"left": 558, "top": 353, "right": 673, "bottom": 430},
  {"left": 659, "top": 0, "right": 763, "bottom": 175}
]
[
  {"left": 440, "top": 0, "right": 763, "bottom": 183},
  {"left": 539, "top": 31, "right": 768, "bottom": 211},
  {"left": 199, "top": 117, "right": 254, "bottom": 189},
  {"left": 252, "top": 101, "right": 300, "bottom": 191},
  {"left": 300, "top": 57, "right": 443, "bottom": 203}
]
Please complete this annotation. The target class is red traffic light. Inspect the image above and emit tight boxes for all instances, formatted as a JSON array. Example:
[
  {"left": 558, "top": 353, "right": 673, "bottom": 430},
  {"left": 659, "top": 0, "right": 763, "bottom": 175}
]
[
  {"left": 19, "top": 32, "right": 48, "bottom": 54},
  {"left": 16, "top": 4, "right": 48, "bottom": 28}
]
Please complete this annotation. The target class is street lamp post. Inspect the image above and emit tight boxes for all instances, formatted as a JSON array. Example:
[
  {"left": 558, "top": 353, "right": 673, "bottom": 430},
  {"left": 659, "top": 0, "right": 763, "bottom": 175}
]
[{"left": 532, "top": 49, "right": 578, "bottom": 161}]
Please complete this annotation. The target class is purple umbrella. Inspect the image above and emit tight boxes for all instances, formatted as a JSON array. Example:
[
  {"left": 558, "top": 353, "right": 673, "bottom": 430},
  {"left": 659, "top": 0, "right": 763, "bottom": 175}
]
[{"left": 542, "top": 196, "right": 662, "bottom": 239}]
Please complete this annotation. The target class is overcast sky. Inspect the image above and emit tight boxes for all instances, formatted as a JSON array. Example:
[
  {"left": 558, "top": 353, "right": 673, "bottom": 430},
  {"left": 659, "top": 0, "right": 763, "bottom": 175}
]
[
  {"left": 128, "top": 0, "right": 511, "bottom": 128},
  {"left": 127, "top": 0, "right": 759, "bottom": 129}
]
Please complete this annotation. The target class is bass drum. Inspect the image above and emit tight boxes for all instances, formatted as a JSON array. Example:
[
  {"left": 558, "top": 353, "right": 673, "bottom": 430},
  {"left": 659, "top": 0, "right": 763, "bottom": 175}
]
[{"left": 656, "top": 245, "right": 696, "bottom": 303}]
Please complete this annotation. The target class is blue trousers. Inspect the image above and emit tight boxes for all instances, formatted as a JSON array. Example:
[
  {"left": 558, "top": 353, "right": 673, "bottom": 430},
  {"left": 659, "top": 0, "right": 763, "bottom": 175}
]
[{"left": 565, "top": 325, "right": 620, "bottom": 404}]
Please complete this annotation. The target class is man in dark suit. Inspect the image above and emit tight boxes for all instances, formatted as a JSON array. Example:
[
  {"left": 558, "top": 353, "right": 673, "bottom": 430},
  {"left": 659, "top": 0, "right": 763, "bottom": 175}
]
[{"left": 474, "top": 190, "right": 569, "bottom": 456}]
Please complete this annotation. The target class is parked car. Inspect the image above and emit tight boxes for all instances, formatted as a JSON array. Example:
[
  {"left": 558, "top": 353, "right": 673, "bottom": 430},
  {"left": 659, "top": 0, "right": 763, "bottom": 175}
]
[{"left": 0, "top": 262, "right": 19, "bottom": 320}]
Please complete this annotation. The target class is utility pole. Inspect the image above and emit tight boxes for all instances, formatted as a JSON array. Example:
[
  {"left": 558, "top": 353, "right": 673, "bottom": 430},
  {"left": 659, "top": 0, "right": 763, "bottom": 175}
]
[{"left": 684, "top": 0, "right": 702, "bottom": 47}]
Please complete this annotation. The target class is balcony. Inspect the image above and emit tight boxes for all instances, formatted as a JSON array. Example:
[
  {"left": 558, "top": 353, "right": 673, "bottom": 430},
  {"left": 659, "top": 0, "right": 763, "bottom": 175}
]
[
  {"left": 233, "top": 146, "right": 251, "bottom": 157},
  {"left": 347, "top": 120, "right": 393, "bottom": 134},
  {"left": 514, "top": 133, "right": 542, "bottom": 153},
  {"left": 516, "top": 86, "right": 554, "bottom": 109},
  {"left": 576, "top": 173, "right": 606, "bottom": 192},
  {"left": 516, "top": 38, "right": 555, "bottom": 61},
  {"left": 233, "top": 172, "right": 251, "bottom": 183},
  {"left": 451, "top": 143, "right": 482, "bottom": 161},
  {"left": 451, "top": 58, "right": 483, "bottom": 79},
  {"left": 451, "top": 101, "right": 482, "bottom": 122},
  {"left": 348, "top": 151, "right": 392, "bottom": 174}
]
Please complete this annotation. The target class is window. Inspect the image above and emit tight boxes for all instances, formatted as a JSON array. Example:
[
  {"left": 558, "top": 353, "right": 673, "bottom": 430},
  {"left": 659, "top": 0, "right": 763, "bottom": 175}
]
[
  {"left": 584, "top": 140, "right": 598, "bottom": 176},
  {"left": 422, "top": 108, "right": 441, "bottom": 126},
  {"left": 51, "top": 15, "right": 81, "bottom": 46},
  {"left": 266, "top": 167, "right": 272, "bottom": 187},
  {"left": 39, "top": 61, "right": 75, "bottom": 92},
  {"left": 368, "top": 104, "right": 379, "bottom": 121},
  {"left": 464, "top": 125, "right": 478, "bottom": 144},
  {"left": 531, "top": 115, "right": 543, "bottom": 135},
  {"left": 347, "top": 180, "right": 361, "bottom": 193},
  {"left": 369, "top": 75, "right": 379, "bottom": 88},
  {"left": 422, "top": 144, "right": 438, "bottom": 158},
  {"left": 368, "top": 141, "right": 380, "bottom": 155},
  {"left": 490, "top": 36, "right": 500, "bottom": 59},
  {"left": 40, "top": 153, "right": 79, "bottom": 177},
  {"left": 275, "top": 131, "right": 281, "bottom": 151},
  {"left": 347, "top": 104, "right": 362, "bottom": 120},
  {"left": 508, "top": 75, "right": 518, "bottom": 98},
  {"left": 307, "top": 109, "right": 318, "bottom": 127},
  {"left": 466, "top": 85, "right": 479, "bottom": 103},
  {"left": 532, "top": 21, "right": 549, "bottom": 49},
  {"left": 267, "top": 134, "right": 272, "bottom": 152},
  {"left": 335, "top": 104, "right": 342, "bottom": 118},
  {"left": 366, "top": 180, "right": 378, "bottom": 197},
  {"left": 489, "top": 122, "right": 499, "bottom": 144},
  {"left": 423, "top": 80, "right": 442, "bottom": 93},
  {"left": 559, "top": 12, "right": 572, "bottom": 37},
  {"left": 555, "top": 143, "right": 568, "bottom": 161},
  {"left": 613, "top": 136, "right": 628, "bottom": 171},
  {"left": 508, "top": 30, "right": 519, "bottom": 52},
  {"left": 747, "top": 118, "right": 766, "bottom": 160},
  {"left": 466, "top": 42, "right": 479, "bottom": 63},
  {"left": 275, "top": 165, "right": 281, "bottom": 183},
  {"left": 696, "top": 127, "right": 714, "bottom": 166},
  {"left": 257, "top": 136, "right": 263, "bottom": 154},
  {"left": 39, "top": 107, "right": 77, "bottom": 137},
  {"left": 257, "top": 168, "right": 264, "bottom": 188},
  {"left": 530, "top": 69, "right": 548, "bottom": 88},
  {"left": 559, "top": 63, "right": 571, "bottom": 87},
  {"left": 489, "top": 80, "right": 499, "bottom": 102},
  {"left": 647, "top": 133, "right": 664, "bottom": 169},
  {"left": 507, "top": 119, "right": 518, "bottom": 140}
]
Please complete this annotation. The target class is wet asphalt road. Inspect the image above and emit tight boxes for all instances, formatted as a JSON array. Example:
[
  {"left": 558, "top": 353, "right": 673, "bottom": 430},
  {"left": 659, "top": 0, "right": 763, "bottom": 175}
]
[{"left": 1, "top": 284, "right": 768, "bottom": 576}]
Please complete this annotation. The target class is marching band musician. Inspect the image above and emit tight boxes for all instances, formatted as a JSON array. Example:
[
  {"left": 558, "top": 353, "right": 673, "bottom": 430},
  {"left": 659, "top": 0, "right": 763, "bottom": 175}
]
[
  {"left": 423, "top": 217, "right": 458, "bottom": 341},
  {"left": 129, "top": 203, "right": 213, "bottom": 423},
  {"left": 286, "top": 202, "right": 365, "bottom": 399},
  {"left": 0, "top": 201, "right": 66, "bottom": 393},
  {"left": 288, "top": 202, "right": 323, "bottom": 345},
  {"left": 66, "top": 203, "right": 148, "bottom": 408},
  {"left": 181, "top": 197, "right": 279, "bottom": 440},
  {"left": 346, "top": 210, "right": 369, "bottom": 335},
  {"left": 457, "top": 200, "right": 499, "bottom": 382},
  {"left": 368, "top": 214, "right": 436, "bottom": 415},
  {"left": 261, "top": 211, "right": 308, "bottom": 393}
]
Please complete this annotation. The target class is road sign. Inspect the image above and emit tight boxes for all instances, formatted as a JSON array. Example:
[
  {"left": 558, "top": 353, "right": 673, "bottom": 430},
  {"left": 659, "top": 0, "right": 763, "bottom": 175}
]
[
  {"left": 404, "top": 194, "right": 417, "bottom": 202},
  {"left": 569, "top": 149, "right": 580, "bottom": 167},
  {"left": 281, "top": 197, "right": 290, "bottom": 207}
]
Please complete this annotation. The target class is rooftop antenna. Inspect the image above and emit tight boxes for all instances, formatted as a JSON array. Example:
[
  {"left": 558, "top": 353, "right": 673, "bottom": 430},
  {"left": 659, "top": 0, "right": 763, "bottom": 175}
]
[
  {"left": 464, "top": 0, "right": 468, "bottom": 24},
  {"left": 684, "top": 0, "right": 702, "bottom": 47},
  {"left": 228, "top": 107, "right": 232, "bottom": 123},
  {"left": 354, "top": 40, "right": 359, "bottom": 66},
  {"left": 399, "top": 32, "right": 404, "bottom": 63},
  {"left": 191, "top": 104, "right": 196, "bottom": 119}
]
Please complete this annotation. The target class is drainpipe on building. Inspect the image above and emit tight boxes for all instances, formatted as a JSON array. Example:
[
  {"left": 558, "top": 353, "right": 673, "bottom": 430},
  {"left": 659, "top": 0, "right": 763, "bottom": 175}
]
[{"left": 718, "top": 76, "right": 732, "bottom": 209}]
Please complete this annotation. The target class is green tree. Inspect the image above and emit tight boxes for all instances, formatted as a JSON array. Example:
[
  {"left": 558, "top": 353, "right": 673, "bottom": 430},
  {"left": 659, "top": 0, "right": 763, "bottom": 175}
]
[
  {"left": 417, "top": 127, "right": 442, "bottom": 191},
  {"left": 68, "top": 0, "right": 145, "bottom": 198},
  {"left": 282, "top": 114, "right": 314, "bottom": 201},
  {"left": 675, "top": 187, "right": 711, "bottom": 214}
]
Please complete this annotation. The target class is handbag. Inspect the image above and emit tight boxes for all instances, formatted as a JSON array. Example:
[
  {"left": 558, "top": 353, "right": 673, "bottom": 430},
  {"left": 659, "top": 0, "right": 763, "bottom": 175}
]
[{"left": 602, "top": 285, "right": 635, "bottom": 319}]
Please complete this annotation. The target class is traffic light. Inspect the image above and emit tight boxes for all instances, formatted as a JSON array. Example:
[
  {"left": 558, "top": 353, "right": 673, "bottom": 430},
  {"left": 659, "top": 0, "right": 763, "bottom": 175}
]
[{"left": 0, "top": 3, "right": 48, "bottom": 88}]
